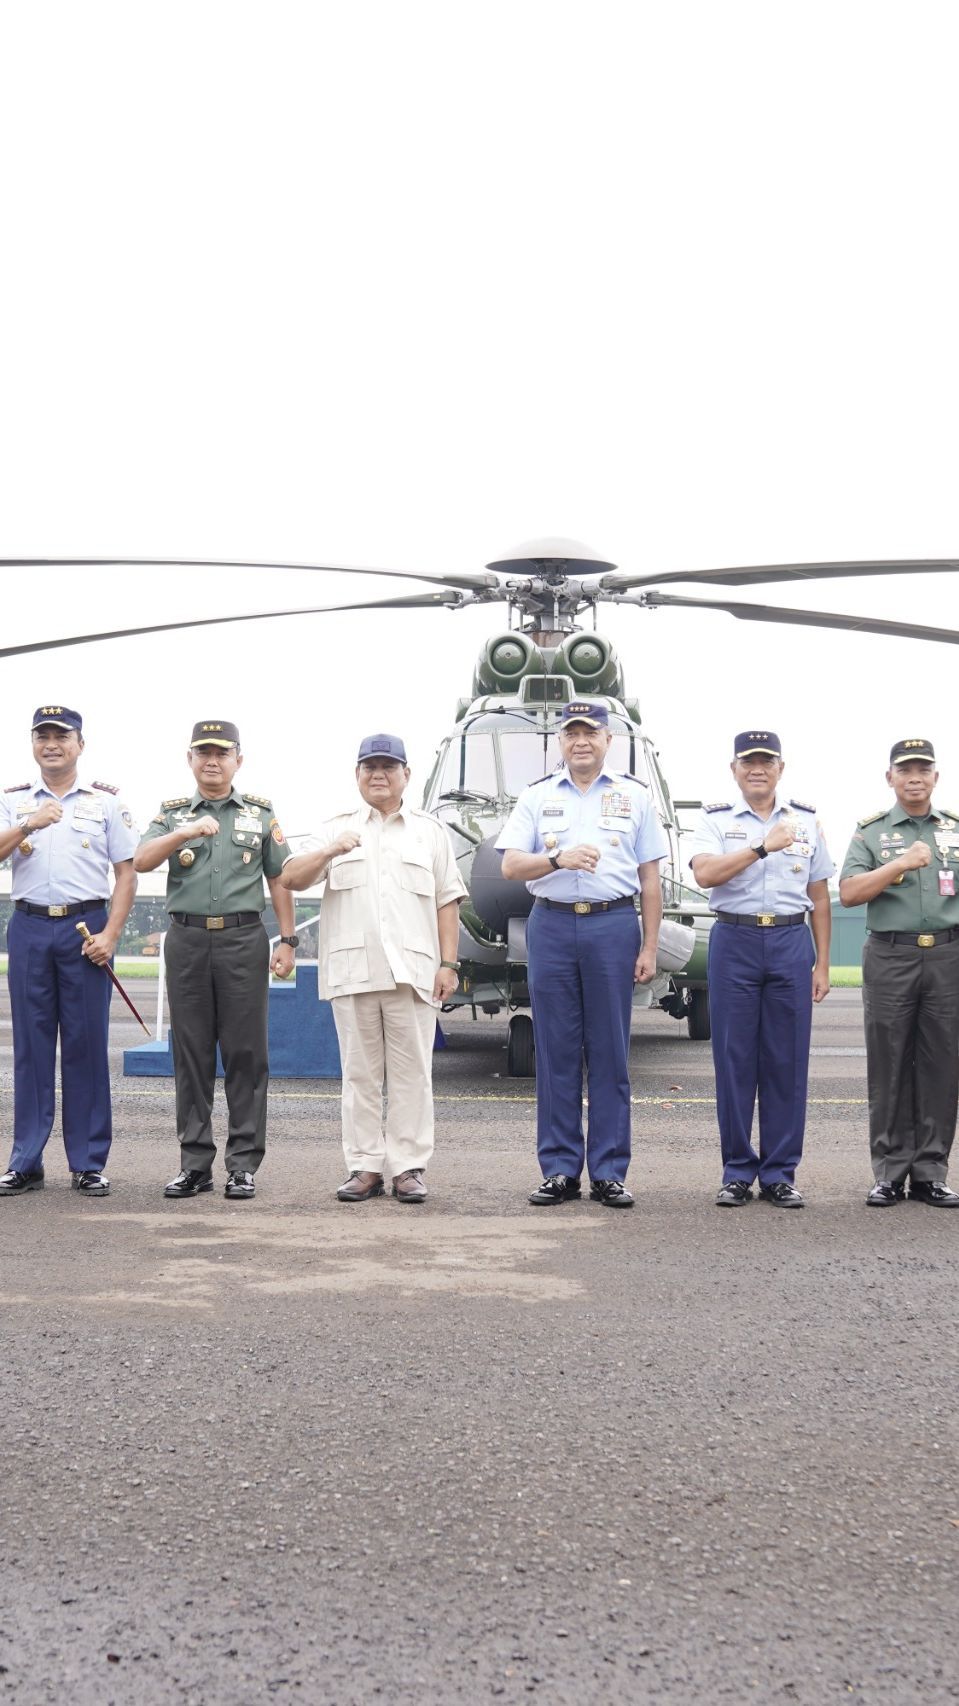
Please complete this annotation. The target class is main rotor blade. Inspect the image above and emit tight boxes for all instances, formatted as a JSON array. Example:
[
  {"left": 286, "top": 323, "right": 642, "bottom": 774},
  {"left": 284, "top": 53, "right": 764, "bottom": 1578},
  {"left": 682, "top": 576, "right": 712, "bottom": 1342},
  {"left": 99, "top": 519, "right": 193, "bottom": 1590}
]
[
  {"left": 0, "top": 591, "right": 471, "bottom": 659},
  {"left": 600, "top": 558, "right": 959, "bottom": 591},
  {"left": 0, "top": 556, "right": 501, "bottom": 592},
  {"left": 632, "top": 589, "right": 959, "bottom": 644}
]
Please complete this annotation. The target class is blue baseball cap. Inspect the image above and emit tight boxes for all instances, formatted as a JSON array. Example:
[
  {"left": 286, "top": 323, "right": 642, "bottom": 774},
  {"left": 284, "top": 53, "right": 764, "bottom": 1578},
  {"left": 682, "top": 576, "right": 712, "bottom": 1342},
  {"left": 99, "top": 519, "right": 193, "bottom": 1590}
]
[
  {"left": 734, "top": 730, "right": 782, "bottom": 759},
  {"left": 32, "top": 705, "right": 82, "bottom": 733},
  {"left": 560, "top": 700, "right": 609, "bottom": 729},
  {"left": 357, "top": 733, "right": 408, "bottom": 764}
]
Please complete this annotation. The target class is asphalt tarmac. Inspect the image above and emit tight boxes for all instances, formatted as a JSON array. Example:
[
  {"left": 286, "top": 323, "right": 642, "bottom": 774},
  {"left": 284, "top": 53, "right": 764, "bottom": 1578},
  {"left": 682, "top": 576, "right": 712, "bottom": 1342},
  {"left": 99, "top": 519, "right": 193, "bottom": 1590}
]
[{"left": 1, "top": 986, "right": 958, "bottom": 1705}]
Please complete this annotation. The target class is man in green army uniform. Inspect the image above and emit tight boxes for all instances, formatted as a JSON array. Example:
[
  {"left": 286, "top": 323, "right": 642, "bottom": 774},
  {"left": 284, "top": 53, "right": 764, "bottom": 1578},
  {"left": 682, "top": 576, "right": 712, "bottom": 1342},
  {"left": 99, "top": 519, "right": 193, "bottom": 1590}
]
[
  {"left": 134, "top": 721, "right": 296, "bottom": 1200},
  {"left": 840, "top": 737, "right": 959, "bottom": 1207}
]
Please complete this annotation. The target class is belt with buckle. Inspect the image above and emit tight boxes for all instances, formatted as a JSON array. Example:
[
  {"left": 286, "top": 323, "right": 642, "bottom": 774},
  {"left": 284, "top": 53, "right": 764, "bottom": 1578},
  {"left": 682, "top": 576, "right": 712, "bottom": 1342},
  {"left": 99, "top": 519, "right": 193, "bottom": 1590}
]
[
  {"left": 15, "top": 898, "right": 109, "bottom": 919},
  {"left": 714, "top": 911, "right": 808, "bottom": 928},
  {"left": 869, "top": 927, "right": 959, "bottom": 948},
  {"left": 170, "top": 912, "right": 262, "bottom": 931},
  {"left": 535, "top": 894, "right": 637, "bottom": 915}
]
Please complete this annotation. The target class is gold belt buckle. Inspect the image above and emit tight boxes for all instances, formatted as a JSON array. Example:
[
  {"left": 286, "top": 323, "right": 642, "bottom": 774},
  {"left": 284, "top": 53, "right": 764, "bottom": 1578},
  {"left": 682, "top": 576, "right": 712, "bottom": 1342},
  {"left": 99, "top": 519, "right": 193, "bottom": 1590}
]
[
  {"left": 206, "top": 916, "right": 225, "bottom": 930},
  {"left": 757, "top": 913, "right": 775, "bottom": 927},
  {"left": 48, "top": 905, "right": 68, "bottom": 918},
  {"left": 574, "top": 901, "right": 591, "bottom": 915},
  {"left": 917, "top": 933, "right": 935, "bottom": 948}
]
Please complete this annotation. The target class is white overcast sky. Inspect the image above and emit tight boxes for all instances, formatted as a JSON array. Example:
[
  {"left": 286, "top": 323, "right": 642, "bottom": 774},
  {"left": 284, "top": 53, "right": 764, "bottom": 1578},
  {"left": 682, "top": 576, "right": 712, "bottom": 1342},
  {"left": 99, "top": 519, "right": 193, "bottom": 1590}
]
[{"left": 1, "top": 0, "right": 957, "bottom": 863}]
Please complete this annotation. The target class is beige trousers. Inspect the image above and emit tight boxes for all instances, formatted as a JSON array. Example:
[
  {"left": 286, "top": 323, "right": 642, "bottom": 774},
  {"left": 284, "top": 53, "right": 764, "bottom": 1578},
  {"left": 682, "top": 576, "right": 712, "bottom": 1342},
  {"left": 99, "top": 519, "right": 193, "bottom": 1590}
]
[{"left": 331, "top": 985, "right": 437, "bottom": 1176}]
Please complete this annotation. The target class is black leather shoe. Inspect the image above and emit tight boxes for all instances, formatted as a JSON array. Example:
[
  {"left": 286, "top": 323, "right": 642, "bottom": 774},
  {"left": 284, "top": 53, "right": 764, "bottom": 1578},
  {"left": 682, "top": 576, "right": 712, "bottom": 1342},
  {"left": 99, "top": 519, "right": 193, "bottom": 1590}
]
[
  {"left": 72, "top": 1170, "right": 110, "bottom": 1196},
  {"left": 866, "top": 1180, "right": 905, "bottom": 1207},
  {"left": 909, "top": 1180, "right": 959, "bottom": 1207},
  {"left": 0, "top": 1169, "right": 44, "bottom": 1196},
  {"left": 759, "top": 1182, "right": 805, "bottom": 1209},
  {"left": 164, "top": 1169, "right": 214, "bottom": 1199},
  {"left": 225, "top": 1171, "right": 255, "bottom": 1199},
  {"left": 589, "top": 1179, "right": 635, "bottom": 1208},
  {"left": 716, "top": 1179, "right": 753, "bottom": 1207},
  {"left": 529, "top": 1174, "right": 582, "bottom": 1206}
]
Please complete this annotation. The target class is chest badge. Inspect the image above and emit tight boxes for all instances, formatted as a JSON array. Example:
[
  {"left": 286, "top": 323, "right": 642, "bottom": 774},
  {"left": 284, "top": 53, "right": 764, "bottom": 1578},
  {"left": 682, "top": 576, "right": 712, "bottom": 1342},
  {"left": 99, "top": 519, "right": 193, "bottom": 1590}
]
[
  {"left": 18, "top": 838, "right": 33, "bottom": 856},
  {"left": 179, "top": 848, "right": 196, "bottom": 867},
  {"left": 242, "top": 851, "right": 252, "bottom": 864},
  {"left": 544, "top": 834, "right": 558, "bottom": 850}
]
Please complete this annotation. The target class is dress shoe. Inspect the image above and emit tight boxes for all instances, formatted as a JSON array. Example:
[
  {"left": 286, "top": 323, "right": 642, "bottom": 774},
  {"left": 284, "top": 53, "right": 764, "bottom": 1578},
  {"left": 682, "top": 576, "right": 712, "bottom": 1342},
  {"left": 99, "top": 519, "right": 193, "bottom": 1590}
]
[
  {"left": 72, "top": 1170, "right": 110, "bottom": 1196},
  {"left": 866, "top": 1180, "right": 905, "bottom": 1207},
  {"left": 0, "top": 1169, "right": 44, "bottom": 1196},
  {"left": 392, "top": 1169, "right": 428, "bottom": 1203},
  {"left": 529, "top": 1174, "right": 582, "bottom": 1206},
  {"left": 225, "top": 1171, "right": 255, "bottom": 1200},
  {"left": 716, "top": 1179, "right": 753, "bottom": 1207},
  {"left": 337, "top": 1170, "right": 385, "bottom": 1202},
  {"left": 164, "top": 1169, "right": 214, "bottom": 1199},
  {"left": 759, "top": 1181, "right": 805, "bottom": 1209},
  {"left": 589, "top": 1179, "right": 635, "bottom": 1208},
  {"left": 908, "top": 1180, "right": 959, "bottom": 1208}
]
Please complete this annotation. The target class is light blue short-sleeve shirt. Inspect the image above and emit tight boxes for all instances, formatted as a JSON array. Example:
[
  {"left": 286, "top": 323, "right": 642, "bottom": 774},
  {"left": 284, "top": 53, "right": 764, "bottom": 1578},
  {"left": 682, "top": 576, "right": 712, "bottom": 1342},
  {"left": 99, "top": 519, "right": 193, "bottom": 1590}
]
[
  {"left": 0, "top": 775, "right": 138, "bottom": 904},
  {"left": 686, "top": 790, "right": 834, "bottom": 913},
  {"left": 496, "top": 764, "right": 669, "bottom": 901}
]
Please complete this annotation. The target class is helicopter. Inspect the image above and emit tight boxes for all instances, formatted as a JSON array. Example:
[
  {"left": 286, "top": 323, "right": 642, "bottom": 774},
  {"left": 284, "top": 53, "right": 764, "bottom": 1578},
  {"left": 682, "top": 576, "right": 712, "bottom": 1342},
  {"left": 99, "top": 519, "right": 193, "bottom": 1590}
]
[{"left": 3, "top": 543, "right": 959, "bottom": 1076}]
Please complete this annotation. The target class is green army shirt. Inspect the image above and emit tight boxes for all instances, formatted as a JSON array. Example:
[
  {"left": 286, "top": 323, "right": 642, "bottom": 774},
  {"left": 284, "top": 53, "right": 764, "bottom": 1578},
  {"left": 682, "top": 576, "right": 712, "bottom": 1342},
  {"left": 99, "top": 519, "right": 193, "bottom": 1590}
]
[
  {"left": 139, "top": 785, "right": 290, "bottom": 916},
  {"left": 839, "top": 801, "right": 959, "bottom": 933}
]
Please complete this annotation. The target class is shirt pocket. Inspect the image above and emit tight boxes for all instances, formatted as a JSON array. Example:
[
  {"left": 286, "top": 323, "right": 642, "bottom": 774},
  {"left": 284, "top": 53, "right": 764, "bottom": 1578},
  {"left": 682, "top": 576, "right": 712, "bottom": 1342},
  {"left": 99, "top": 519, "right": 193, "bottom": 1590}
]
[
  {"left": 71, "top": 815, "right": 105, "bottom": 835},
  {"left": 327, "top": 941, "right": 370, "bottom": 985},
  {"left": 405, "top": 944, "right": 436, "bottom": 987},
  {"left": 328, "top": 854, "right": 367, "bottom": 890},
  {"left": 400, "top": 851, "right": 436, "bottom": 896},
  {"left": 231, "top": 828, "right": 262, "bottom": 849}
]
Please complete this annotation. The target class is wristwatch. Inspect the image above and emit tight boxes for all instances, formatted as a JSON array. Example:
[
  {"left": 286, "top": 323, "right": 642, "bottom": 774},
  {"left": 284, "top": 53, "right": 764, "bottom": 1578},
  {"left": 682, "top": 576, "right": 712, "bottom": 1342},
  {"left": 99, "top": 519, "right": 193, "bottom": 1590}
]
[
  {"left": 440, "top": 960, "right": 461, "bottom": 972},
  {"left": 751, "top": 841, "right": 768, "bottom": 861},
  {"left": 547, "top": 852, "right": 561, "bottom": 869},
  {"left": 279, "top": 935, "right": 300, "bottom": 948}
]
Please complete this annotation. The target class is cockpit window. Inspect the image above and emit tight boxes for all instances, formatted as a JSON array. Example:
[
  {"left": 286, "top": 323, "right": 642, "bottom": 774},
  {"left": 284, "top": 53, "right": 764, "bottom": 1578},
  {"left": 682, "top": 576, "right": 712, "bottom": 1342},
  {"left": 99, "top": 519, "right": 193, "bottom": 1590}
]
[
  {"left": 437, "top": 734, "right": 498, "bottom": 799},
  {"left": 498, "top": 730, "right": 649, "bottom": 797}
]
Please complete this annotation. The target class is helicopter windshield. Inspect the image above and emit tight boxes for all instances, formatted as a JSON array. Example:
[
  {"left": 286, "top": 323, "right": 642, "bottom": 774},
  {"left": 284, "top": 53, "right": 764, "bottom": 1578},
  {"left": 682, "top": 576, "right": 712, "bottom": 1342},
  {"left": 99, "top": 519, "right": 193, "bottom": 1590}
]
[
  {"left": 437, "top": 733, "right": 498, "bottom": 799},
  {"left": 498, "top": 729, "right": 649, "bottom": 797}
]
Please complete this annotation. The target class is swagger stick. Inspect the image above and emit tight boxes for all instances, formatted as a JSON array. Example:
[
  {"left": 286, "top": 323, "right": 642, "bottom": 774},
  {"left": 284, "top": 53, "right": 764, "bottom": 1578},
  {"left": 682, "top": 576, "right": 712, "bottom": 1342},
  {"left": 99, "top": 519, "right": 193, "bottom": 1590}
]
[{"left": 76, "top": 921, "right": 152, "bottom": 1035}]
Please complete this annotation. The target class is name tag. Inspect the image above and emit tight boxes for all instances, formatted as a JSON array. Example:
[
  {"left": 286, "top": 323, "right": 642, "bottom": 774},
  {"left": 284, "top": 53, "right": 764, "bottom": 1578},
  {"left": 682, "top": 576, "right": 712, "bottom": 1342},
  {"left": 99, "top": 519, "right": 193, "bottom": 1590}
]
[
  {"left": 234, "top": 813, "right": 262, "bottom": 834},
  {"left": 541, "top": 806, "right": 565, "bottom": 817},
  {"left": 72, "top": 801, "right": 105, "bottom": 823},
  {"left": 724, "top": 830, "right": 747, "bottom": 840}
]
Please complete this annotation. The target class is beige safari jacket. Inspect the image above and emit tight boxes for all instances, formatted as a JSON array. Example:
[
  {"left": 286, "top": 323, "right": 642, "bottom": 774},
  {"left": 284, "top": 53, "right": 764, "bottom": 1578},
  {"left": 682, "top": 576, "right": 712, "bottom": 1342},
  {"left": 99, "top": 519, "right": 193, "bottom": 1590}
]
[{"left": 316, "top": 803, "right": 467, "bottom": 1001}]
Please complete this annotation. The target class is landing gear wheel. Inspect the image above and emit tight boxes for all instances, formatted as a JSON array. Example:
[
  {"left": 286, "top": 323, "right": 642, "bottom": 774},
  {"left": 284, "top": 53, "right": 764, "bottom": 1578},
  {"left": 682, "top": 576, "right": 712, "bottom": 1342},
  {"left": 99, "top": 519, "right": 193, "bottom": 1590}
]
[
  {"left": 507, "top": 1013, "right": 536, "bottom": 1077},
  {"left": 686, "top": 988, "right": 711, "bottom": 1041}
]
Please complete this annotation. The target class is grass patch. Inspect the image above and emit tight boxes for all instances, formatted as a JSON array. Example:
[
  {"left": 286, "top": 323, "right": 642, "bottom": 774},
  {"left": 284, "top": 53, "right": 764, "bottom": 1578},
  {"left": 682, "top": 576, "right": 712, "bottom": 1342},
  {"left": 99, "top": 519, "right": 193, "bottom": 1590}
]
[{"left": 830, "top": 966, "right": 862, "bottom": 987}]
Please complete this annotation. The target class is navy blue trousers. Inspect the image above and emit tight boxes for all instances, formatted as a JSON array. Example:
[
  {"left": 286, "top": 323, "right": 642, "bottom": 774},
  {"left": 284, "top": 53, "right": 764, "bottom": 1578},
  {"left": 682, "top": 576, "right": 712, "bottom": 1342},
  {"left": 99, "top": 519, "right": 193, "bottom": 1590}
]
[
  {"left": 527, "top": 901, "right": 640, "bottom": 1182},
  {"left": 6, "top": 906, "right": 113, "bottom": 1174},
  {"left": 708, "top": 920, "right": 814, "bottom": 1187}
]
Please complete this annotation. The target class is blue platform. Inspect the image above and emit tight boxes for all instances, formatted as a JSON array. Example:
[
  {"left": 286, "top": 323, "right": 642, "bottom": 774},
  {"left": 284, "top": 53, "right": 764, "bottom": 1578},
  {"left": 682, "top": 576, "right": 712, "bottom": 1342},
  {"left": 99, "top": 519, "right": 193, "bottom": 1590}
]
[{"left": 123, "top": 965, "right": 446, "bottom": 1078}]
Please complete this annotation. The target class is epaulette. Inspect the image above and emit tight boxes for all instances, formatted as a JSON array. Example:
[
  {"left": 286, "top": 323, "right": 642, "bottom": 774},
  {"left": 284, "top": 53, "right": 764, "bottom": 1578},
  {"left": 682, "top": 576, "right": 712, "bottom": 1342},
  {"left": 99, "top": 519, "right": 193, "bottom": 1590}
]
[
  {"left": 615, "top": 771, "right": 649, "bottom": 788},
  {"left": 161, "top": 795, "right": 191, "bottom": 810},
  {"left": 857, "top": 808, "right": 887, "bottom": 828},
  {"left": 3, "top": 782, "right": 31, "bottom": 793},
  {"left": 527, "top": 774, "right": 553, "bottom": 787},
  {"left": 939, "top": 809, "right": 959, "bottom": 823},
  {"left": 242, "top": 792, "right": 272, "bottom": 807},
  {"left": 704, "top": 801, "right": 732, "bottom": 813},
  {"left": 92, "top": 780, "right": 119, "bottom": 795},
  {"left": 788, "top": 797, "right": 815, "bottom": 813}
]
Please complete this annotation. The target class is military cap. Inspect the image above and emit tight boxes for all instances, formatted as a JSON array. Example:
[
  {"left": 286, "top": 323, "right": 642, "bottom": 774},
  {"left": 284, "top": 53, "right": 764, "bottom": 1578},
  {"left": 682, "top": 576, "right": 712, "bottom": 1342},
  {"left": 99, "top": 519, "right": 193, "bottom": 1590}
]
[
  {"left": 32, "top": 705, "right": 82, "bottom": 732},
  {"left": 889, "top": 737, "right": 936, "bottom": 766},
  {"left": 357, "top": 733, "right": 408, "bottom": 763},
  {"left": 190, "top": 720, "right": 240, "bottom": 748},
  {"left": 560, "top": 700, "right": 608, "bottom": 729},
  {"left": 734, "top": 730, "right": 782, "bottom": 758}
]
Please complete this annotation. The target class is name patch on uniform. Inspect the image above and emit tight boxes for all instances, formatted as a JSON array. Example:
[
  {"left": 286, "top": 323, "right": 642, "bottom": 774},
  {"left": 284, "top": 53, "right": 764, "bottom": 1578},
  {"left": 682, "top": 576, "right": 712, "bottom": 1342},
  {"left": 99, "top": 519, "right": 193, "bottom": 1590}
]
[
  {"left": 234, "top": 813, "right": 262, "bottom": 834},
  {"left": 72, "top": 801, "right": 105, "bottom": 823},
  {"left": 541, "top": 806, "right": 565, "bottom": 817},
  {"left": 724, "top": 830, "right": 747, "bottom": 840}
]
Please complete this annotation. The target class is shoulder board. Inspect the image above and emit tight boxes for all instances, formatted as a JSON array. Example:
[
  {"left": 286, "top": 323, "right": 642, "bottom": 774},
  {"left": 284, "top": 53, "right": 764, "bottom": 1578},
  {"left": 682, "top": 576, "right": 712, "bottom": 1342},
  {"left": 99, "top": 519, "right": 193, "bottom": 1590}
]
[
  {"left": 704, "top": 801, "right": 732, "bottom": 813},
  {"left": 939, "top": 809, "right": 959, "bottom": 823},
  {"left": 614, "top": 771, "right": 648, "bottom": 789},
  {"left": 526, "top": 774, "right": 554, "bottom": 788},
  {"left": 788, "top": 797, "right": 816, "bottom": 813},
  {"left": 92, "top": 779, "right": 119, "bottom": 795},
  {"left": 857, "top": 808, "right": 887, "bottom": 828},
  {"left": 242, "top": 792, "right": 272, "bottom": 807},
  {"left": 161, "top": 795, "right": 191, "bottom": 810},
  {"left": 3, "top": 782, "right": 31, "bottom": 793}
]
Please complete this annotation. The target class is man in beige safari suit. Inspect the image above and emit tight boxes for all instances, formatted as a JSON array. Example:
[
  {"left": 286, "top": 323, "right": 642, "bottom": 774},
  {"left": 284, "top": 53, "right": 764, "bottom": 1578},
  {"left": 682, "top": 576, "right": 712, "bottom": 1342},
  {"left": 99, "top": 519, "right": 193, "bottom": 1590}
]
[{"left": 281, "top": 733, "right": 466, "bottom": 1202}]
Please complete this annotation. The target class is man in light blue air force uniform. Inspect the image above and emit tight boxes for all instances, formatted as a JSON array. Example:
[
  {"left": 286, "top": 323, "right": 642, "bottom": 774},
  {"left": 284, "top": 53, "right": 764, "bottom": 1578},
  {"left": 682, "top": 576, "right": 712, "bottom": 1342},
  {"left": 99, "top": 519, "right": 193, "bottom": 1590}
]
[
  {"left": 497, "top": 701, "right": 668, "bottom": 1209},
  {"left": 688, "top": 730, "right": 833, "bottom": 1210},
  {"left": 0, "top": 707, "right": 138, "bottom": 1198}
]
